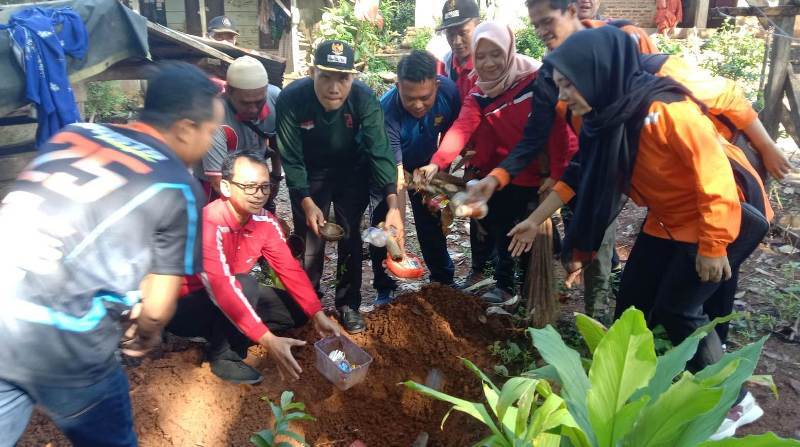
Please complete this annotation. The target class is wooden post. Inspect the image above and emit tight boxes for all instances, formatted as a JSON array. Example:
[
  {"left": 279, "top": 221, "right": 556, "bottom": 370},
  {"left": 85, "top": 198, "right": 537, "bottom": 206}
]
[
  {"left": 198, "top": 0, "right": 207, "bottom": 37},
  {"left": 690, "top": 0, "right": 710, "bottom": 28},
  {"left": 761, "top": 16, "right": 795, "bottom": 138},
  {"left": 289, "top": 0, "right": 300, "bottom": 73}
]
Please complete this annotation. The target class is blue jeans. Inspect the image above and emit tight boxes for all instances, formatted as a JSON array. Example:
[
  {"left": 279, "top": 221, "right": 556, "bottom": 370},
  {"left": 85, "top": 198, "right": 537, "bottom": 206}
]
[{"left": 0, "top": 365, "right": 136, "bottom": 447}]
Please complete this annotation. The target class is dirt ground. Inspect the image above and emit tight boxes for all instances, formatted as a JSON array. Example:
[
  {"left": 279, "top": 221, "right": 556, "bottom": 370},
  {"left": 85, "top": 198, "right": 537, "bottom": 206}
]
[{"left": 19, "top": 285, "right": 510, "bottom": 446}]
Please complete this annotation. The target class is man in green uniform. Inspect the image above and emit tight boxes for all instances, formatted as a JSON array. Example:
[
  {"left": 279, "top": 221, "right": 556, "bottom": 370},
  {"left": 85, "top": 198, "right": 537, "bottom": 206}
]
[{"left": 276, "top": 40, "right": 403, "bottom": 333}]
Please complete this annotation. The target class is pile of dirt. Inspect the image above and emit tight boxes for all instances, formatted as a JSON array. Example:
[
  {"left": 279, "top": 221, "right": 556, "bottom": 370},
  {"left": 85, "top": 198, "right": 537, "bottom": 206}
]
[{"left": 19, "top": 284, "right": 508, "bottom": 446}]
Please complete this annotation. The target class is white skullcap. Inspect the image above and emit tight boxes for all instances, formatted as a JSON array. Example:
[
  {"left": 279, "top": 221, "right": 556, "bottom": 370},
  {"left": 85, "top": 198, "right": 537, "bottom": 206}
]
[{"left": 226, "top": 56, "right": 268, "bottom": 89}]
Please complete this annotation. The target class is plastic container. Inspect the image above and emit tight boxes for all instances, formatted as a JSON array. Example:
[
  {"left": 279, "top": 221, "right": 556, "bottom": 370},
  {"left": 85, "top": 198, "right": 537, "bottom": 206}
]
[{"left": 314, "top": 336, "right": 373, "bottom": 391}]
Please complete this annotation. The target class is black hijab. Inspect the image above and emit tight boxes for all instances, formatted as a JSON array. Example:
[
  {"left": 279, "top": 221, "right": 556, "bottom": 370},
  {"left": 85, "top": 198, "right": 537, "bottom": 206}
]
[{"left": 543, "top": 26, "right": 693, "bottom": 268}]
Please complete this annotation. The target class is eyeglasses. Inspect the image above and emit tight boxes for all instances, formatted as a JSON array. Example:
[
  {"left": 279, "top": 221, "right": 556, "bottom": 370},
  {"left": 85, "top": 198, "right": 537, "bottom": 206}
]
[{"left": 229, "top": 181, "right": 273, "bottom": 196}]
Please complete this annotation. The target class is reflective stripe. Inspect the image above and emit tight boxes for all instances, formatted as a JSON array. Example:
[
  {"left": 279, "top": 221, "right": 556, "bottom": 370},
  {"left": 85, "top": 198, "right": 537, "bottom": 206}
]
[
  {"left": 67, "top": 182, "right": 198, "bottom": 275},
  {"left": 7, "top": 292, "right": 140, "bottom": 332}
]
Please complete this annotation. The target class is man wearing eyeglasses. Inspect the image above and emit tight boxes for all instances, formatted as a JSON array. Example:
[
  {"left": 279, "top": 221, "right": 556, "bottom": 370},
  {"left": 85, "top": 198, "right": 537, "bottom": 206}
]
[
  {"left": 199, "top": 56, "right": 283, "bottom": 212},
  {"left": 170, "top": 151, "right": 341, "bottom": 384}
]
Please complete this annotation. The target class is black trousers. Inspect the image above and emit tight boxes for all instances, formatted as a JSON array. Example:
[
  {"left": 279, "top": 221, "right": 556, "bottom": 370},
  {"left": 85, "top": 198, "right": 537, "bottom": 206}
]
[
  {"left": 483, "top": 184, "right": 539, "bottom": 293},
  {"left": 167, "top": 274, "right": 308, "bottom": 360},
  {"left": 290, "top": 170, "right": 369, "bottom": 310},
  {"left": 369, "top": 189, "right": 455, "bottom": 289},
  {"left": 615, "top": 203, "right": 769, "bottom": 371}
]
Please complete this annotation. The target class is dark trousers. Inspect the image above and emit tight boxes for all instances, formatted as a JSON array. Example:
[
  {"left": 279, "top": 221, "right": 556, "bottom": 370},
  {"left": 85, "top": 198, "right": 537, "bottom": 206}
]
[
  {"left": 616, "top": 203, "right": 769, "bottom": 371},
  {"left": 369, "top": 189, "right": 455, "bottom": 289},
  {"left": 168, "top": 274, "right": 308, "bottom": 360},
  {"left": 290, "top": 171, "right": 369, "bottom": 310},
  {"left": 484, "top": 184, "right": 539, "bottom": 293}
]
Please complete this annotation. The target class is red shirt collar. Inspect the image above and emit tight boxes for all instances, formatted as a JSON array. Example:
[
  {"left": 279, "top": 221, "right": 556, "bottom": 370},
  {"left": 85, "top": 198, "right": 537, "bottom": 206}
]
[
  {"left": 209, "top": 198, "right": 259, "bottom": 232},
  {"left": 451, "top": 54, "right": 474, "bottom": 73}
]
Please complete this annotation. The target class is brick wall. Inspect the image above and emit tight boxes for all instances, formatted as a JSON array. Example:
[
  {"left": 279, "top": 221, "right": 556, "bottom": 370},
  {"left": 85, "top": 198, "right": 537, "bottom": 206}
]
[{"left": 601, "top": 0, "right": 657, "bottom": 28}]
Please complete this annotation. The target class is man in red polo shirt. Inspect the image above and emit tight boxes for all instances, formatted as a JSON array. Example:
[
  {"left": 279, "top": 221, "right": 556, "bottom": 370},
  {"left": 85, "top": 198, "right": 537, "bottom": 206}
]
[
  {"left": 170, "top": 151, "right": 340, "bottom": 384},
  {"left": 436, "top": 0, "right": 480, "bottom": 99}
]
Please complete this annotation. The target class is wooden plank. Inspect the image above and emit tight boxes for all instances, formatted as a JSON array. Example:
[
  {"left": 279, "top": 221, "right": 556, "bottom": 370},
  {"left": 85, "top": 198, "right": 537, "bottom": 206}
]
[
  {"left": 146, "top": 21, "right": 235, "bottom": 64},
  {"left": 198, "top": 0, "right": 207, "bottom": 37},
  {"left": 760, "top": 13, "right": 795, "bottom": 138},
  {"left": 713, "top": 5, "right": 800, "bottom": 17},
  {"left": 781, "top": 103, "right": 800, "bottom": 147}
]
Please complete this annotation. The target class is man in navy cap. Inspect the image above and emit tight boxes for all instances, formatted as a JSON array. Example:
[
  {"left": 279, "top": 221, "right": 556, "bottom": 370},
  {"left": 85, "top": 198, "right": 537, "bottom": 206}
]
[
  {"left": 275, "top": 40, "right": 403, "bottom": 333},
  {"left": 207, "top": 15, "right": 239, "bottom": 45}
]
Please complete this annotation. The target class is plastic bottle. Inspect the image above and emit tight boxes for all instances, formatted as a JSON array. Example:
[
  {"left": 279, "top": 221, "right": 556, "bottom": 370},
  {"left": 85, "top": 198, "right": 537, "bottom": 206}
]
[
  {"left": 361, "top": 226, "right": 388, "bottom": 247},
  {"left": 451, "top": 192, "right": 488, "bottom": 219}
]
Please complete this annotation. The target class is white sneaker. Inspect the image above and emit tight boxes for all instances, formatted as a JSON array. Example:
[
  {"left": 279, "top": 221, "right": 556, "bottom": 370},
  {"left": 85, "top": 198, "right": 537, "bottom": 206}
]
[{"left": 710, "top": 392, "right": 764, "bottom": 440}]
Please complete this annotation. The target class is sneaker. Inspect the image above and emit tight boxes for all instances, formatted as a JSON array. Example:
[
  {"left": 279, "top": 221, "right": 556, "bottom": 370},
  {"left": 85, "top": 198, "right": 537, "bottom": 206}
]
[
  {"left": 481, "top": 287, "right": 513, "bottom": 305},
  {"left": 710, "top": 392, "right": 764, "bottom": 440},
  {"left": 209, "top": 352, "right": 264, "bottom": 385},
  {"left": 373, "top": 289, "right": 395, "bottom": 306},
  {"left": 337, "top": 306, "right": 366, "bottom": 334},
  {"left": 456, "top": 271, "right": 488, "bottom": 291}
]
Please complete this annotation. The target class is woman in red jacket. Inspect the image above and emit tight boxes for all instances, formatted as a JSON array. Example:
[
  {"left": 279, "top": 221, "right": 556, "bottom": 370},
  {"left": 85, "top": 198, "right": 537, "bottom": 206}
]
[{"left": 416, "top": 21, "right": 577, "bottom": 304}]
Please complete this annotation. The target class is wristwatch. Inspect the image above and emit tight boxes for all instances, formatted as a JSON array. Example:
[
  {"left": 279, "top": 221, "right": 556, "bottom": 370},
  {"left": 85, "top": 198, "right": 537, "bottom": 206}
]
[{"left": 270, "top": 173, "right": 284, "bottom": 181}]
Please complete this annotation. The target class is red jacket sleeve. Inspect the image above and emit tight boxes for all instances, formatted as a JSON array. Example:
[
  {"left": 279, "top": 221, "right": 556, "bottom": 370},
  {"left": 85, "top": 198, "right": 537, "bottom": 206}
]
[
  {"left": 431, "top": 93, "right": 483, "bottom": 170},
  {"left": 546, "top": 113, "right": 579, "bottom": 180},
  {"left": 201, "top": 220, "right": 270, "bottom": 343},
  {"left": 258, "top": 214, "right": 322, "bottom": 318}
]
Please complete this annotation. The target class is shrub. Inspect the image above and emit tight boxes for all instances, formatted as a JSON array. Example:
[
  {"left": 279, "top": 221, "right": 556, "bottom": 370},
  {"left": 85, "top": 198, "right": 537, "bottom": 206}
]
[
  {"left": 411, "top": 27, "right": 434, "bottom": 51},
  {"left": 515, "top": 21, "right": 546, "bottom": 61},
  {"left": 85, "top": 81, "right": 138, "bottom": 122}
]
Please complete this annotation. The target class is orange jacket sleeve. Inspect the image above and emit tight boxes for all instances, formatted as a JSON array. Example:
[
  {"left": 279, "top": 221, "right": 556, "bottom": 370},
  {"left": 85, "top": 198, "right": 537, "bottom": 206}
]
[
  {"left": 658, "top": 57, "right": 758, "bottom": 135},
  {"left": 620, "top": 24, "right": 659, "bottom": 54},
  {"left": 657, "top": 101, "right": 742, "bottom": 257},
  {"left": 431, "top": 93, "right": 482, "bottom": 170}
]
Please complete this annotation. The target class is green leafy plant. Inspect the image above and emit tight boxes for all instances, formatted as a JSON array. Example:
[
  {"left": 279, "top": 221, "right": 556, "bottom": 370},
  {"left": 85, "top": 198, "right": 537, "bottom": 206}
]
[
  {"left": 250, "top": 391, "right": 315, "bottom": 447},
  {"left": 514, "top": 21, "right": 546, "bottom": 61},
  {"left": 404, "top": 358, "right": 590, "bottom": 447},
  {"left": 410, "top": 27, "right": 434, "bottom": 51},
  {"left": 653, "top": 20, "right": 766, "bottom": 104},
  {"left": 85, "top": 81, "right": 138, "bottom": 122},
  {"left": 489, "top": 340, "right": 536, "bottom": 376},
  {"left": 525, "top": 308, "right": 799, "bottom": 447},
  {"left": 318, "top": 0, "right": 404, "bottom": 67}
]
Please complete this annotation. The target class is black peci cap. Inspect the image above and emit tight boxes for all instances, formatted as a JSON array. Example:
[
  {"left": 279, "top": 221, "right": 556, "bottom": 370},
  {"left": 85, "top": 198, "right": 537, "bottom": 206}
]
[
  {"left": 438, "top": 0, "right": 480, "bottom": 31},
  {"left": 312, "top": 40, "right": 359, "bottom": 74}
]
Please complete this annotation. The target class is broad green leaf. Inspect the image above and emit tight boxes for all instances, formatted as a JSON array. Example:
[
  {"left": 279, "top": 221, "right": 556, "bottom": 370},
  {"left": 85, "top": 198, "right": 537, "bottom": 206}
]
[
  {"left": 250, "top": 431, "right": 273, "bottom": 447},
  {"left": 689, "top": 313, "right": 744, "bottom": 339},
  {"left": 610, "top": 396, "right": 649, "bottom": 443},
  {"left": 697, "top": 432, "right": 800, "bottom": 447},
  {"left": 516, "top": 383, "right": 537, "bottom": 437},
  {"left": 472, "top": 434, "right": 508, "bottom": 447},
  {"left": 283, "top": 402, "right": 306, "bottom": 412},
  {"left": 631, "top": 334, "right": 701, "bottom": 403},
  {"left": 463, "top": 357, "right": 501, "bottom": 394},
  {"left": 497, "top": 377, "right": 538, "bottom": 426},
  {"left": 522, "top": 364, "right": 560, "bottom": 383},
  {"left": 587, "top": 307, "right": 657, "bottom": 447},
  {"left": 276, "top": 429, "right": 308, "bottom": 446},
  {"left": 676, "top": 337, "right": 767, "bottom": 446},
  {"left": 747, "top": 375, "right": 778, "bottom": 399},
  {"left": 403, "top": 380, "right": 502, "bottom": 437},
  {"left": 283, "top": 412, "right": 316, "bottom": 422},
  {"left": 623, "top": 373, "right": 722, "bottom": 447},
  {"left": 528, "top": 393, "right": 566, "bottom": 441},
  {"left": 574, "top": 313, "right": 607, "bottom": 355},
  {"left": 534, "top": 433, "right": 563, "bottom": 447},
  {"left": 269, "top": 402, "right": 283, "bottom": 421},
  {"left": 484, "top": 383, "right": 501, "bottom": 420},
  {"left": 529, "top": 325, "right": 594, "bottom": 445},
  {"left": 280, "top": 391, "right": 294, "bottom": 409}
]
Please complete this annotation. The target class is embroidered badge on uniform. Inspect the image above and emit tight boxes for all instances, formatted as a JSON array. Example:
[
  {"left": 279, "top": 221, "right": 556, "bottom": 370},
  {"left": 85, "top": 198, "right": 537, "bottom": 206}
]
[
  {"left": 344, "top": 114, "right": 354, "bottom": 129},
  {"left": 434, "top": 115, "right": 444, "bottom": 127},
  {"left": 300, "top": 120, "right": 315, "bottom": 130}
]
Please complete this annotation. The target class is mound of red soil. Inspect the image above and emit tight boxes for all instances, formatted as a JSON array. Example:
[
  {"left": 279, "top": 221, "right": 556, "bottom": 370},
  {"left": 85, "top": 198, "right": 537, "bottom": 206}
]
[{"left": 19, "top": 284, "right": 508, "bottom": 446}]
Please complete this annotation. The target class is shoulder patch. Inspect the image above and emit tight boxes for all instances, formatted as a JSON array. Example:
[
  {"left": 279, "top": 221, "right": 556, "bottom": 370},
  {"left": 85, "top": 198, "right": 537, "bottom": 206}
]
[{"left": 643, "top": 111, "right": 661, "bottom": 127}]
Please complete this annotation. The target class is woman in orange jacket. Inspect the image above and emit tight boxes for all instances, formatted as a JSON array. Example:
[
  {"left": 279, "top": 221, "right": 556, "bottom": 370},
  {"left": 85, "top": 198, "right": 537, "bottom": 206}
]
[{"left": 507, "top": 27, "right": 771, "bottom": 373}]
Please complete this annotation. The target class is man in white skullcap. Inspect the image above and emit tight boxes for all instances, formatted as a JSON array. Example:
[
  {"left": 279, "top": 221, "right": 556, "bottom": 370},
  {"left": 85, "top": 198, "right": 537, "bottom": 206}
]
[{"left": 199, "top": 55, "right": 283, "bottom": 211}]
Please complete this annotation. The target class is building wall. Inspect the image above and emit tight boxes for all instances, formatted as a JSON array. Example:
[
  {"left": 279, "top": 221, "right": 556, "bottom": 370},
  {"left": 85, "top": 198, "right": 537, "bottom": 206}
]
[
  {"left": 163, "top": 0, "right": 260, "bottom": 47},
  {"left": 601, "top": 0, "right": 657, "bottom": 28}
]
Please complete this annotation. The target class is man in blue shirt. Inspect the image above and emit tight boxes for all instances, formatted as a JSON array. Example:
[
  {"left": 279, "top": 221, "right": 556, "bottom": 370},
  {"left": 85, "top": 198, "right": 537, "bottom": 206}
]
[{"left": 369, "top": 50, "right": 462, "bottom": 305}]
